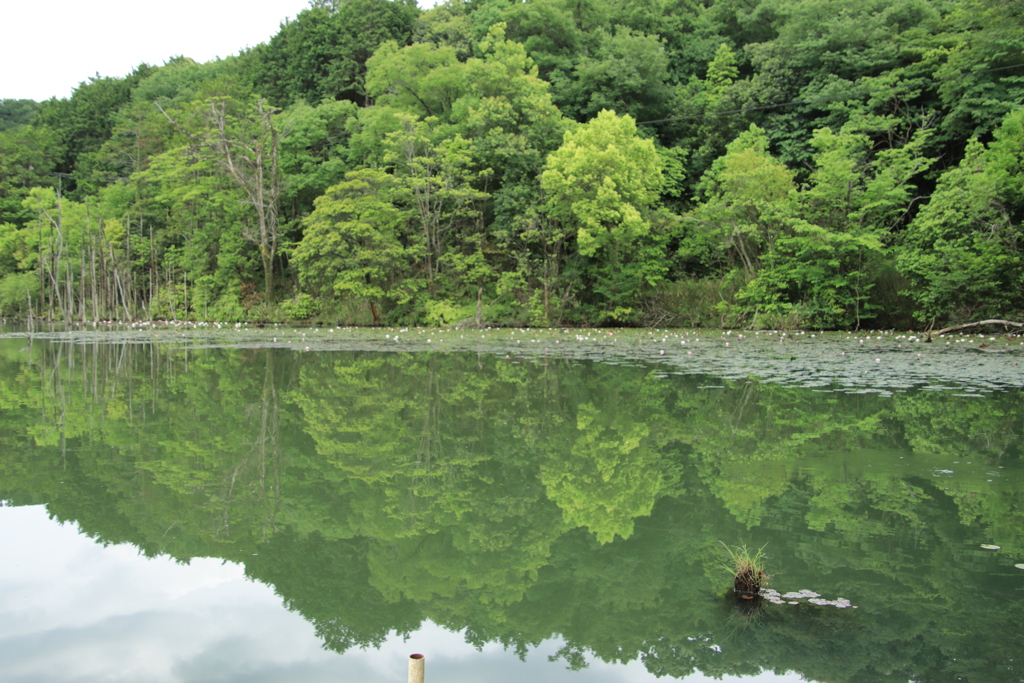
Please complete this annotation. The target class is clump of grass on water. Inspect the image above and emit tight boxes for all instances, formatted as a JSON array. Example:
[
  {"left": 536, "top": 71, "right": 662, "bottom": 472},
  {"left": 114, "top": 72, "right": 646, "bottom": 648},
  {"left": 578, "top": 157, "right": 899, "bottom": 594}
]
[{"left": 719, "top": 542, "right": 770, "bottom": 596}]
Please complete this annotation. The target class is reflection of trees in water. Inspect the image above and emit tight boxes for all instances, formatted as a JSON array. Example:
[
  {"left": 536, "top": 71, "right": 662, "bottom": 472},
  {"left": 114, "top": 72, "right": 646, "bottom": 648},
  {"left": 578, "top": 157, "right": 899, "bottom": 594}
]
[
  {"left": 0, "top": 341, "right": 1022, "bottom": 680},
  {"left": 0, "top": 338, "right": 292, "bottom": 556},
  {"left": 541, "top": 400, "right": 667, "bottom": 543},
  {"left": 220, "top": 349, "right": 282, "bottom": 541}
]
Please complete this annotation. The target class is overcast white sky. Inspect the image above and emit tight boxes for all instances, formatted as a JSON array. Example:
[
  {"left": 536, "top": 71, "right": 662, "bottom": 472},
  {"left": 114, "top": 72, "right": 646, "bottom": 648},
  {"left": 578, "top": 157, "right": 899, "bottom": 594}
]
[{"left": 1, "top": 0, "right": 316, "bottom": 102}]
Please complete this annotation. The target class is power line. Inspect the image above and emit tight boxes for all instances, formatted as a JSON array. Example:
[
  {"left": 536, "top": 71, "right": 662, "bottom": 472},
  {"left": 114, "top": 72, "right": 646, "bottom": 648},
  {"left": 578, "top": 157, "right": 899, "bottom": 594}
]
[{"left": 638, "top": 61, "right": 1024, "bottom": 126}]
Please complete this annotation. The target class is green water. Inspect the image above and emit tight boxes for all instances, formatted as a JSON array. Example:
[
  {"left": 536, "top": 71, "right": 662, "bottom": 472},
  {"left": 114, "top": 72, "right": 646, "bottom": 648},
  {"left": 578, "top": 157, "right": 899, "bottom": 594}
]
[{"left": 1, "top": 327, "right": 1022, "bottom": 681}]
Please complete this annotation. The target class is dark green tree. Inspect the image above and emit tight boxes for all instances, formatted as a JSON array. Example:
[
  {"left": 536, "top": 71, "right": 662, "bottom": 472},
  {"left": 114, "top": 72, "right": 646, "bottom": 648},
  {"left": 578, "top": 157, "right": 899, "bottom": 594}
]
[{"left": 246, "top": 0, "right": 421, "bottom": 107}]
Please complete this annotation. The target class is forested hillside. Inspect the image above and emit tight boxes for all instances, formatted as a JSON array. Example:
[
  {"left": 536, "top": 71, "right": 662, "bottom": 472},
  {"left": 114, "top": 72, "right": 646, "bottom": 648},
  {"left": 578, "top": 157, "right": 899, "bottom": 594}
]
[{"left": 1, "top": 0, "right": 1022, "bottom": 329}]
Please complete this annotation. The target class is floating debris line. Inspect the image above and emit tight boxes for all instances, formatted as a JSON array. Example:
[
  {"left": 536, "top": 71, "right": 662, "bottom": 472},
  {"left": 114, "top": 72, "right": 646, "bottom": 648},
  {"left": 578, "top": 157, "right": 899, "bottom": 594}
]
[{"left": 5, "top": 326, "right": 1024, "bottom": 393}]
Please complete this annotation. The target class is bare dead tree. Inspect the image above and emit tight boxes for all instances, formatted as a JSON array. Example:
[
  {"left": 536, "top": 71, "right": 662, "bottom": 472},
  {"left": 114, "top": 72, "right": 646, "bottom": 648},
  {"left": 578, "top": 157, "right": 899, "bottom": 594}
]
[{"left": 157, "top": 98, "right": 283, "bottom": 304}]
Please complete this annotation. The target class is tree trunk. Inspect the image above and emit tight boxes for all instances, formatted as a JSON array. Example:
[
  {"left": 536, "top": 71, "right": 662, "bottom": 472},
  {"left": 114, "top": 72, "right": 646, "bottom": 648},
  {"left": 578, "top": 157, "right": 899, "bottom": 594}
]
[{"left": 927, "top": 319, "right": 1024, "bottom": 340}]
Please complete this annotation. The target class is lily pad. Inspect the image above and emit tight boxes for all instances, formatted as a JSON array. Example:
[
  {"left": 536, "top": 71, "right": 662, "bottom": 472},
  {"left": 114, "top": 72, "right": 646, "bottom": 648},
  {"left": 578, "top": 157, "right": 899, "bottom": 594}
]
[{"left": 767, "top": 588, "right": 856, "bottom": 609}]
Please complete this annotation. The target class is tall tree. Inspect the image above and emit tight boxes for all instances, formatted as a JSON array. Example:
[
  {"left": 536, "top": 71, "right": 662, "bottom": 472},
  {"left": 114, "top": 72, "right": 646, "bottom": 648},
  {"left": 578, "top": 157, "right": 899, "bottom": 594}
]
[
  {"left": 383, "top": 114, "right": 490, "bottom": 294},
  {"left": 689, "top": 124, "right": 797, "bottom": 278},
  {"left": 158, "top": 94, "right": 285, "bottom": 305},
  {"left": 541, "top": 109, "right": 667, "bottom": 322},
  {"left": 897, "top": 109, "right": 1024, "bottom": 325},
  {"left": 293, "top": 168, "right": 412, "bottom": 321}
]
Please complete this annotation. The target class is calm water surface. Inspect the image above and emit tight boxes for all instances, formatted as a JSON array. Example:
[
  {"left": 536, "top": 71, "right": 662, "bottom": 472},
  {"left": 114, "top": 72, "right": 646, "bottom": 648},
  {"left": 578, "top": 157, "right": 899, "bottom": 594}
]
[{"left": 1, "top": 326, "right": 1022, "bottom": 682}]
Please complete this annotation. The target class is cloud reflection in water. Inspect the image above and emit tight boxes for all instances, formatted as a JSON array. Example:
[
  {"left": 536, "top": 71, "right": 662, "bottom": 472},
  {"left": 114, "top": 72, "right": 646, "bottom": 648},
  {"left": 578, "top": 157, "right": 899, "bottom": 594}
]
[{"left": 0, "top": 505, "right": 801, "bottom": 683}]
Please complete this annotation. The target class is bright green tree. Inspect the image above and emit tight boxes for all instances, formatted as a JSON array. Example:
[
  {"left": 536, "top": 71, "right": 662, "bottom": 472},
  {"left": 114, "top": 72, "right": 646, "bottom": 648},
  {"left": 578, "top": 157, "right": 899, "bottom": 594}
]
[
  {"left": 540, "top": 109, "right": 666, "bottom": 322},
  {"left": 690, "top": 124, "right": 797, "bottom": 278},
  {"left": 293, "top": 168, "right": 412, "bottom": 321}
]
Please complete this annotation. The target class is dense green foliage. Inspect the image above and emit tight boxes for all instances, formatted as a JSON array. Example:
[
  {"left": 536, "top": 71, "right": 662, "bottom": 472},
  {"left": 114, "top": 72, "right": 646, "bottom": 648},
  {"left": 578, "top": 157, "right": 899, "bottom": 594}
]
[
  {"left": 0, "top": 99, "right": 40, "bottom": 131},
  {"left": 1, "top": 338, "right": 1022, "bottom": 679},
  {"left": 2, "top": 0, "right": 1023, "bottom": 327}
]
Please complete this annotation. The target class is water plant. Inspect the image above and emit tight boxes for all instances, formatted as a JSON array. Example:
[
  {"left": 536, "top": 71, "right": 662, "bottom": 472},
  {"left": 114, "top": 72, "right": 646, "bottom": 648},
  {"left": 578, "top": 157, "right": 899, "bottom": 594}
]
[{"left": 720, "top": 542, "right": 769, "bottom": 595}]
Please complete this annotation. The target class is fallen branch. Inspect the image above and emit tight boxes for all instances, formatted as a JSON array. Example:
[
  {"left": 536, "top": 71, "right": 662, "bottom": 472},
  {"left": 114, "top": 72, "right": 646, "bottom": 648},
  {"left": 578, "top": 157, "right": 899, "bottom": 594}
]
[{"left": 927, "top": 319, "right": 1024, "bottom": 341}]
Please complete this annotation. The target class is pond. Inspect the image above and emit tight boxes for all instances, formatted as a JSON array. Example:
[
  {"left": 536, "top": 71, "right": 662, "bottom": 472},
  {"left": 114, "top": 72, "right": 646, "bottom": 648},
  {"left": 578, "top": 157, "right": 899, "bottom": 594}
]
[{"left": 1, "top": 324, "right": 1023, "bottom": 682}]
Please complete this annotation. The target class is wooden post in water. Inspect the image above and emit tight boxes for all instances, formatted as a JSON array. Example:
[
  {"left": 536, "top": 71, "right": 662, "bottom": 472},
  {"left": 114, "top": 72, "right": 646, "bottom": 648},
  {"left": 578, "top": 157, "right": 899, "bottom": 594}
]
[{"left": 408, "top": 653, "right": 425, "bottom": 683}]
